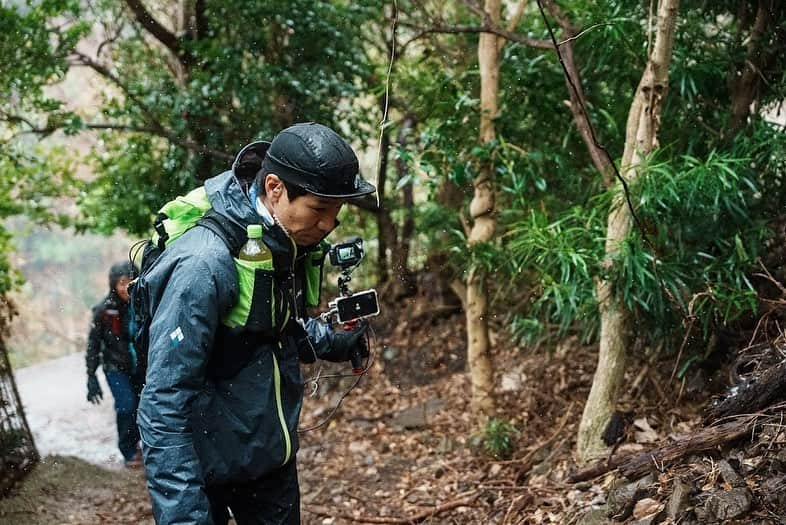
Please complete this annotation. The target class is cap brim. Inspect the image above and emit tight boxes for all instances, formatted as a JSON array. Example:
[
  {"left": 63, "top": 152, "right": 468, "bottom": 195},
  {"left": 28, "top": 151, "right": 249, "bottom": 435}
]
[{"left": 305, "top": 178, "right": 377, "bottom": 199}]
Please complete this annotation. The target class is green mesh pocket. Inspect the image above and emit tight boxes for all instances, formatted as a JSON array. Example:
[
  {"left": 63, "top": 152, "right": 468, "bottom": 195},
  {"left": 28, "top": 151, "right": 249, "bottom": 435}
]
[
  {"left": 304, "top": 243, "right": 328, "bottom": 308},
  {"left": 223, "top": 258, "right": 288, "bottom": 332}
]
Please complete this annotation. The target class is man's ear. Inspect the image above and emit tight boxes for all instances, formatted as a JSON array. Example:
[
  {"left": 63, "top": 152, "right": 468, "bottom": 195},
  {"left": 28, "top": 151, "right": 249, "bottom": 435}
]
[{"left": 264, "top": 174, "right": 283, "bottom": 202}]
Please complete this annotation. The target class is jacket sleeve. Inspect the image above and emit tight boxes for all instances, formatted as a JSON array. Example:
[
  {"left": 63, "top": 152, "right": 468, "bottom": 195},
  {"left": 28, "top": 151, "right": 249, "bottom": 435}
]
[
  {"left": 137, "top": 249, "right": 234, "bottom": 525},
  {"left": 303, "top": 317, "right": 345, "bottom": 361},
  {"left": 85, "top": 308, "right": 102, "bottom": 376}
]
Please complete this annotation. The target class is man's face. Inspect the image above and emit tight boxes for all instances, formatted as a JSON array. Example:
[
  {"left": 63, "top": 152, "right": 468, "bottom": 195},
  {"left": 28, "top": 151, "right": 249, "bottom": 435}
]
[
  {"left": 265, "top": 175, "right": 345, "bottom": 246},
  {"left": 115, "top": 276, "right": 130, "bottom": 303}
]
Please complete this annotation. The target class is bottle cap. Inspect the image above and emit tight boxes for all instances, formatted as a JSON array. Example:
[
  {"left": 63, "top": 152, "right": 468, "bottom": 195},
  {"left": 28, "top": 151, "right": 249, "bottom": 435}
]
[{"left": 246, "top": 224, "right": 263, "bottom": 239}]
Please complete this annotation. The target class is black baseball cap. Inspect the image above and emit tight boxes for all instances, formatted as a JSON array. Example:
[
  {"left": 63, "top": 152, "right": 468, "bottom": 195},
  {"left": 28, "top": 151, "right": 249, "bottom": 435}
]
[{"left": 262, "top": 122, "right": 376, "bottom": 199}]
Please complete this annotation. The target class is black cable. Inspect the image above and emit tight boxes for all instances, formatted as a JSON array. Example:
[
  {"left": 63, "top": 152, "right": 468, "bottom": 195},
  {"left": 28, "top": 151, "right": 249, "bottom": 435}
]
[{"left": 298, "top": 325, "right": 376, "bottom": 433}]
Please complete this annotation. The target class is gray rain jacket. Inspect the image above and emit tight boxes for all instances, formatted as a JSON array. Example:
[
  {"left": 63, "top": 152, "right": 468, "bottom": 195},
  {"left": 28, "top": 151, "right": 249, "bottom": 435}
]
[{"left": 137, "top": 154, "right": 341, "bottom": 525}]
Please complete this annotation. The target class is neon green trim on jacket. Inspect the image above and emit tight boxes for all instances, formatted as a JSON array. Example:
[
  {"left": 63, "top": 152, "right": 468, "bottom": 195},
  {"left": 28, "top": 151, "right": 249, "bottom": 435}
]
[{"left": 271, "top": 350, "right": 292, "bottom": 466}]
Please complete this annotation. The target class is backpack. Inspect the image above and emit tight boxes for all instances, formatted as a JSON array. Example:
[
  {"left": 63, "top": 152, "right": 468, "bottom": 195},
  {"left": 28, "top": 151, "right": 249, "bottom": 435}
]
[{"left": 128, "top": 186, "right": 247, "bottom": 380}]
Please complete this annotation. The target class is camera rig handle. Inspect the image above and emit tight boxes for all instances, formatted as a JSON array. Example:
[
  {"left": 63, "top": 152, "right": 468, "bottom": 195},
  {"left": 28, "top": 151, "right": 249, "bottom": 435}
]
[{"left": 337, "top": 270, "right": 365, "bottom": 373}]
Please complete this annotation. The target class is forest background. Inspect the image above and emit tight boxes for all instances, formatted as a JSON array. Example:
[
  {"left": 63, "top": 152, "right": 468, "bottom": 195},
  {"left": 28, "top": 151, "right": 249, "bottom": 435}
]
[{"left": 1, "top": 0, "right": 786, "bottom": 520}]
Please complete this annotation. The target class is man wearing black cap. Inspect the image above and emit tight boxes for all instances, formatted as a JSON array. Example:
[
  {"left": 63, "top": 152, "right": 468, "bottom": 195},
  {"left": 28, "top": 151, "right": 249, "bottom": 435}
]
[{"left": 137, "top": 123, "right": 375, "bottom": 524}]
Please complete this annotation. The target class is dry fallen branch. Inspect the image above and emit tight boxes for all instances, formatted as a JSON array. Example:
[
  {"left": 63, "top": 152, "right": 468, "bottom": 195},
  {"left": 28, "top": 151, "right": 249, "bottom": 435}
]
[
  {"left": 569, "top": 414, "right": 759, "bottom": 482},
  {"left": 303, "top": 492, "right": 479, "bottom": 524}
]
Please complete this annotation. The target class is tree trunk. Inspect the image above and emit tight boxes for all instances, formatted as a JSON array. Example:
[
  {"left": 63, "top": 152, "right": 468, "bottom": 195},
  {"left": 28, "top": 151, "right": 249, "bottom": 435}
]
[
  {"left": 578, "top": 0, "right": 680, "bottom": 462},
  {"left": 376, "top": 124, "right": 393, "bottom": 285},
  {"left": 728, "top": 0, "right": 775, "bottom": 135},
  {"left": 392, "top": 118, "right": 417, "bottom": 297},
  {"left": 465, "top": 0, "right": 501, "bottom": 419},
  {"left": 541, "top": 0, "right": 614, "bottom": 184}
]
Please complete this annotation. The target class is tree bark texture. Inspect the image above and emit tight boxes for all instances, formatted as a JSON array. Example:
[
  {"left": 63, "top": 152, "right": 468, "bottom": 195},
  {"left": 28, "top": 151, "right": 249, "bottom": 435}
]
[
  {"left": 578, "top": 0, "right": 680, "bottom": 463},
  {"left": 376, "top": 123, "right": 393, "bottom": 285},
  {"left": 704, "top": 359, "right": 786, "bottom": 423},
  {"left": 392, "top": 118, "right": 417, "bottom": 297},
  {"left": 570, "top": 414, "right": 757, "bottom": 482},
  {"left": 728, "top": 1, "right": 770, "bottom": 134},
  {"left": 541, "top": 0, "right": 615, "bottom": 185},
  {"left": 466, "top": 0, "right": 501, "bottom": 419}
]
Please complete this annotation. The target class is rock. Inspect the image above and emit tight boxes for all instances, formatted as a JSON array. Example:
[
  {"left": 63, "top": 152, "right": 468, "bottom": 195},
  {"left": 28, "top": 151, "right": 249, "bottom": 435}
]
[
  {"left": 666, "top": 477, "right": 691, "bottom": 519},
  {"left": 391, "top": 398, "right": 445, "bottom": 429},
  {"left": 607, "top": 474, "right": 655, "bottom": 516},
  {"left": 500, "top": 367, "right": 524, "bottom": 392},
  {"left": 575, "top": 506, "right": 610, "bottom": 525},
  {"left": 632, "top": 417, "right": 659, "bottom": 444},
  {"left": 702, "top": 487, "right": 752, "bottom": 521},
  {"left": 717, "top": 459, "right": 745, "bottom": 488},
  {"left": 632, "top": 498, "right": 663, "bottom": 520},
  {"left": 348, "top": 440, "right": 371, "bottom": 453},
  {"left": 630, "top": 516, "right": 658, "bottom": 525}
]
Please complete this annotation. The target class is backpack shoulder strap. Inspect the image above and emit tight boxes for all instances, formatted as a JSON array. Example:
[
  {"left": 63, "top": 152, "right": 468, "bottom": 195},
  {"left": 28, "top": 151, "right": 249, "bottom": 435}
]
[{"left": 196, "top": 209, "right": 247, "bottom": 257}]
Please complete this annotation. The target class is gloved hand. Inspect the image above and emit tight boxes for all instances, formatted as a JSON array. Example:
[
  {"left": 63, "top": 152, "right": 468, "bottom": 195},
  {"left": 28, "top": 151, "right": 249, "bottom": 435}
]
[
  {"left": 326, "top": 320, "right": 370, "bottom": 363},
  {"left": 87, "top": 374, "right": 103, "bottom": 404}
]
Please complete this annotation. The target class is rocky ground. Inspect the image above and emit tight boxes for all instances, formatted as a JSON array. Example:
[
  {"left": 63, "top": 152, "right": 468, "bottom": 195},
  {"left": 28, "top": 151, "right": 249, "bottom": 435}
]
[{"left": 3, "top": 293, "right": 786, "bottom": 524}]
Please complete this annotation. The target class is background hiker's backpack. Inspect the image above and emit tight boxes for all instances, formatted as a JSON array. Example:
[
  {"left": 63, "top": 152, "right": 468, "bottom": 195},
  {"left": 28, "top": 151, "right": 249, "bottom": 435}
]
[{"left": 128, "top": 187, "right": 246, "bottom": 381}]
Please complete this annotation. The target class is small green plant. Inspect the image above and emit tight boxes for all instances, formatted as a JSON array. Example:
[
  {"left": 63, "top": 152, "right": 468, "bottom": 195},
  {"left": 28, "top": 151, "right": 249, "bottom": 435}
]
[{"left": 483, "top": 419, "right": 519, "bottom": 460}]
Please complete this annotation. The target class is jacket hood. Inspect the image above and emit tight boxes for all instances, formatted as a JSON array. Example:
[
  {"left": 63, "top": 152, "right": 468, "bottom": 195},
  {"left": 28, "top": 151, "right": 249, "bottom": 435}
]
[
  {"left": 205, "top": 142, "right": 269, "bottom": 232},
  {"left": 232, "top": 141, "right": 270, "bottom": 184}
]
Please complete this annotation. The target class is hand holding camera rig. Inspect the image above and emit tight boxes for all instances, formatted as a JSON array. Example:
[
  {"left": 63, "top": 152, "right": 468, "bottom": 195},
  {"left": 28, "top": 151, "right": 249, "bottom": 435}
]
[{"left": 321, "top": 236, "right": 380, "bottom": 373}]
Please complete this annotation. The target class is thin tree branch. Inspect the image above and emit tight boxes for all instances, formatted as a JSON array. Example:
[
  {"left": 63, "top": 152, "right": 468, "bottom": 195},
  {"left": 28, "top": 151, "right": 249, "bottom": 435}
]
[
  {"left": 123, "top": 0, "right": 192, "bottom": 66},
  {"left": 2, "top": 115, "right": 232, "bottom": 160},
  {"left": 96, "top": 20, "right": 126, "bottom": 59},
  {"left": 556, "top": 22, "right": 613, "bottom": 46},
  {"left": 68, "top": 52, "right": 231, "bottom": 160},
  {"left": 498, "top": 0, "right": 529, "bottom": 52},
  {"left": 399, "top": 23, "right": 551, "bottom": 53}
]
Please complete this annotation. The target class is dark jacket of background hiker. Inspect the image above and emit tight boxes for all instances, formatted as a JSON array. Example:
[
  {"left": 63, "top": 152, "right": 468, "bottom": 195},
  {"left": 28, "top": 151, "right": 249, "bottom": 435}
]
[{"left": 86, "top": 272, "right": 136, "bottom": 376}]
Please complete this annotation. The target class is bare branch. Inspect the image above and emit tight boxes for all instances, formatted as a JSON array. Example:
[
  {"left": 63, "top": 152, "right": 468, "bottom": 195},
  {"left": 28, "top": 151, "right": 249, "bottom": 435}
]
[
  {"left": 123, "top": 0, "right": 192, "bottom": 66},
  {"left": 96, "top": 20, "right": 127, "bottom": 59},
  {"left": 556, "top": 22, "right": 613, "bottom": 46},
  {"left": 498, "top": 0, "right": 528, "bottom": 52},
  {"left": 399, "top": 23, "right": 551, "bottom": 53},
  {"left": 2, "top": 114, "right": 233, "bottom": 160},
  {"left": 67, "top": 52, "right": 231, "bottom": 160}
]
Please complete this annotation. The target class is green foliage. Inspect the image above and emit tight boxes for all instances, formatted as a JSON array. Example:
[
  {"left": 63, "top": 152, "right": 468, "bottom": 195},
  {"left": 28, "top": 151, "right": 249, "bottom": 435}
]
[
  {"left": 482, "top": 418, "right": 518, "bottom": 460},
  {"left": 1, "top": 0, "right": 380, "bottom": 236},
  {"left": 78, "top": 134, "right": 184, "bottom": 235},
  {"left": 2, "top": 0, "right": 785, "bottom": 367},
  {"left": 507, "top": 145, "right": 768, "bottom": 348},
  {"left": 395, "top": 0, "right": 784, "bottom": 357},
  {"left": 0, "top": 145, "right": 77, "bottom": 293},
  {"left": 507, "top": 203, "right": 607, "bottom": 344},
  {"left": 614, "top": 148, "right": 767, "bottom": 334}
]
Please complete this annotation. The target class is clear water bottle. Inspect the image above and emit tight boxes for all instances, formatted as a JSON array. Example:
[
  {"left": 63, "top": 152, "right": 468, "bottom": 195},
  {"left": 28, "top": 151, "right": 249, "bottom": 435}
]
[{"left": 239, "top": 224, "right": 271, "bottom": 261}]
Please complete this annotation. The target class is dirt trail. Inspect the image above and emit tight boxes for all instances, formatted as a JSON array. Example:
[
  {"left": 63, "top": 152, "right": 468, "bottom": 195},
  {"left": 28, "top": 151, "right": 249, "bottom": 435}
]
[
  {"left": 15, "top": 352, "right": 125, "bottom": 467},
  {"left": 2, "top": 352, "right": 152, "bottom": 524}
]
